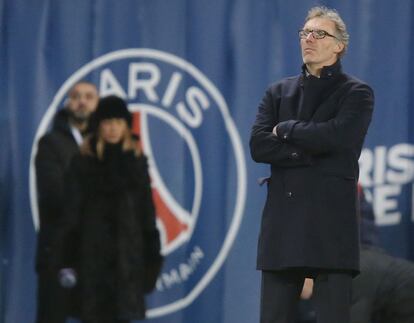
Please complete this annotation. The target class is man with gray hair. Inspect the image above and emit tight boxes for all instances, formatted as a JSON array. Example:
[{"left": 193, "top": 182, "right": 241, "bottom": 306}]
[{"left": 250, "top": 6, "right": 374, "bottom": 323}]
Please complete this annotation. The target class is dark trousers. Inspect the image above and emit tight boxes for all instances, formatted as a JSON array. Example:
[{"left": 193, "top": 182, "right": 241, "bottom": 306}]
[
  {"left": 35, "top": 268, "right": 70, "bottom": 323},
  {"left": 260, "top": 270, "right": 352, "bottom": 323}
]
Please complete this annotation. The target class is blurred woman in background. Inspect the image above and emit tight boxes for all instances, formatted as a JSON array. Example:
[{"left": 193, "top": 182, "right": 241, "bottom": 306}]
[{"left": 55, "top": 95, "right": 162, "bottom": 323}]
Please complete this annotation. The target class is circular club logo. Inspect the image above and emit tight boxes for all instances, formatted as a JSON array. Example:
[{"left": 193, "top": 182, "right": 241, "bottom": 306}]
[{"left": 29, "top": 48, "right": 247, "bottom": 317}]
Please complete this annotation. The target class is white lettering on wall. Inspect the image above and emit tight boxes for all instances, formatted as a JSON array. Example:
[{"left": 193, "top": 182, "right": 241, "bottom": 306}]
[
  {"left": 99, "top": 66, "right": 211, "bottom": 129},
  {"left": 156, "top": 246, "right": 204, "bottom": 291},
  {"left": 359, "top": 143, "right": 414, "bottom": 226}
]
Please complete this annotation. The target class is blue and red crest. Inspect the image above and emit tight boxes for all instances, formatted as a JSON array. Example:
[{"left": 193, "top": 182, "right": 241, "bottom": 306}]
[{"left": 30, "top": 49, "right": 247, "bottom": 317}]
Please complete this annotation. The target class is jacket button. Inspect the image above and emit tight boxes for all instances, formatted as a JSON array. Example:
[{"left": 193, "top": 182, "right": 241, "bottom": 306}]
[
  {"left": 286, "top": 191, "right": 293, "bottom": 198},
  {"left": 291, "top": 152, "right": 299, "bottom": 159},
  {"left": 283, "top": 134, "right": 288, "bottom": 140}
]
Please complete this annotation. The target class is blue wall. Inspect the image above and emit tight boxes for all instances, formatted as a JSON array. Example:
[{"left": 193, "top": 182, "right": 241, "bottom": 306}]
[{"left": 1, "top": 0, "right": 413, "bottom": 322}]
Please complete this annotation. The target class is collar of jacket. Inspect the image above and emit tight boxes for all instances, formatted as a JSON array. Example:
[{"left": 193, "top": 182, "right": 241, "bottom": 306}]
[
  {"left": 52, "top": 109, "right": 72, "bottom": 134},
  {"left": 301, "top": 59, "right": 342, "bottom": 80}
]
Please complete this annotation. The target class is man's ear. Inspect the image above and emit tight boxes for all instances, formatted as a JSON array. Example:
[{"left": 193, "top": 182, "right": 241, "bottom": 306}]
[{"left": 335, "top": 42, "right": 345, "bottom": 54}]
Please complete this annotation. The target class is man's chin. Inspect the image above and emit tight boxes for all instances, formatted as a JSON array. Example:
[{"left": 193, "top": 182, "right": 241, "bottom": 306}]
[
  {"left": 302, "top": 55, "right": 314, "bottom": 64},
  {"left": 68, "top": 113, "right": 89, "bottom": 124}
]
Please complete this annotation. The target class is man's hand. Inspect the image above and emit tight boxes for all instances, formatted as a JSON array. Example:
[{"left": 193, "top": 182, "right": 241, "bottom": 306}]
[{"left": 301, "top": 278, "right": 314, "bottom": 299}]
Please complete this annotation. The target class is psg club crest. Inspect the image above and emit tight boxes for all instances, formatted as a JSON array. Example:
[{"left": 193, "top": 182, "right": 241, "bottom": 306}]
[{"left": 30, "top": 49, "right": 247, "bottom": 317}]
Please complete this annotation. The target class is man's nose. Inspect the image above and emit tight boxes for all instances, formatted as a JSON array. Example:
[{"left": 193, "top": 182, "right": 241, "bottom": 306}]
[
  {"left": 78, "top": 96, "right": 88, "bottom": 106},
  {"left": 305, "top": 32, "right": 315, "bottom": 41}
]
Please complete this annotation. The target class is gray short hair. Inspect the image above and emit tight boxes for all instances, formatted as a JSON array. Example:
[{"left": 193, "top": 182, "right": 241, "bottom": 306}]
[{"left": 305, "top": 6, "right": 349, "bottom": 58}]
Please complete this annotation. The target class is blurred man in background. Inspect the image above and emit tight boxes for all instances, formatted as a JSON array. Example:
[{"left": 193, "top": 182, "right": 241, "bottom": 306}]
[{"left": 35, "top": 81, "right": 98, "bottom": 323}]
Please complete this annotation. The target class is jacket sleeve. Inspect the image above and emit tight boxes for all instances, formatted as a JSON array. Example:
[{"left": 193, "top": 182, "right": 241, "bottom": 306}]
[
  {"left": 139, "top": 156, "right": 163, "bottom": 293},
  {"left": 51, "top": 156, "right": 83, "bottom": 270},
  {"left": 140, "top": 156, "right": 161, "bottom": 257},
  {"left": 250, "top": 86, "right": 314, "bottom": 166},
  {"left": 35, "top": 136, "right": 65, "bottom": 220},
  {"left": 275, "top": 82, "right": 374, "bottom": 154}
]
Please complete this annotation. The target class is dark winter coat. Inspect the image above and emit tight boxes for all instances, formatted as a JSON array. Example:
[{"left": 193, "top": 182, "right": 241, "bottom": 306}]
[
  {"left": 35, "top": 109, "right": 80, "bottom": 271},
  {"left": 250, "top": 61, "right": 374, "bottom": 276},
  {"left": 56, "top": 139, "right": 162, "bottom": 321}
]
